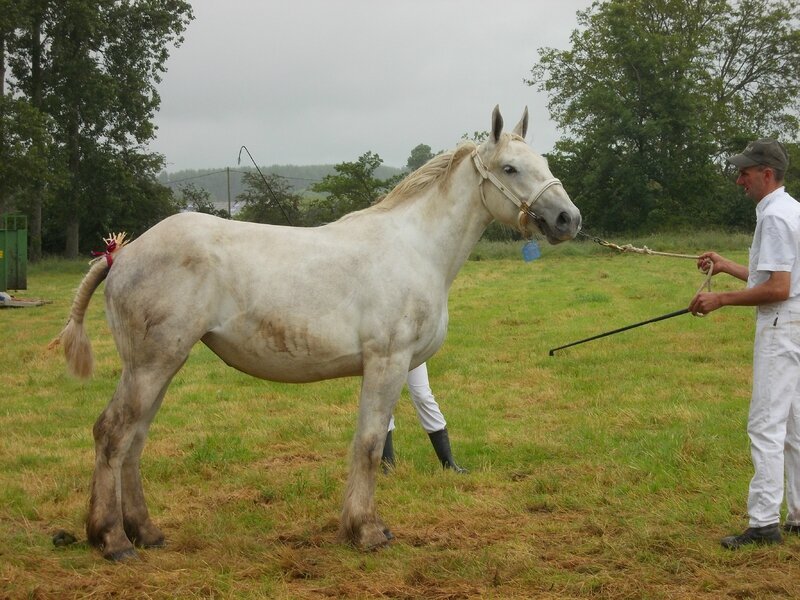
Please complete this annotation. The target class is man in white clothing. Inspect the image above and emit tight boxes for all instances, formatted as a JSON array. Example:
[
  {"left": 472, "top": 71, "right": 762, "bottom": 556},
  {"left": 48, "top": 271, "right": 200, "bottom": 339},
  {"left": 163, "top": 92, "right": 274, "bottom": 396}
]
[{"left": 690, "top": 138, "right": 800, "bottom": 548}]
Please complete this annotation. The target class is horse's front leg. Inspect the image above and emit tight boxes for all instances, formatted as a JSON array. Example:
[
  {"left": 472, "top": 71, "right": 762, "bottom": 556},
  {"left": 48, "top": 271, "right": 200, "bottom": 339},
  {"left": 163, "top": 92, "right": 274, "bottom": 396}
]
[{"left": 340, "top": 357, "right": 407, "bottom": 549}]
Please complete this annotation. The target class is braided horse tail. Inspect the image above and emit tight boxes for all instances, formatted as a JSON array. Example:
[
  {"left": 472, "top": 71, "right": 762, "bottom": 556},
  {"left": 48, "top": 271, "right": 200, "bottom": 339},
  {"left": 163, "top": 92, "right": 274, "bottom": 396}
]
[{"left": 49, "top": 233, "right": 127, "bottom": 379}]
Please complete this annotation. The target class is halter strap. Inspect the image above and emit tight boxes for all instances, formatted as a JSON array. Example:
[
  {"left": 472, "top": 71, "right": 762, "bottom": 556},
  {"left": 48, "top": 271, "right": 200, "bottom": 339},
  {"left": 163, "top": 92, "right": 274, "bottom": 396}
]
[{"left": 470, "top": 149, "right": 563, "bottom": 217}]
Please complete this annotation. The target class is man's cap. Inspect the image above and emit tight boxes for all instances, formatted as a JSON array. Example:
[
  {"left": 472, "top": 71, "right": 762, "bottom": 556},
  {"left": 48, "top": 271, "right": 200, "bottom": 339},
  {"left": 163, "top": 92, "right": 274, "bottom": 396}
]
[{"left": 727, "top": 138, "right": 789, "bottom": 171}]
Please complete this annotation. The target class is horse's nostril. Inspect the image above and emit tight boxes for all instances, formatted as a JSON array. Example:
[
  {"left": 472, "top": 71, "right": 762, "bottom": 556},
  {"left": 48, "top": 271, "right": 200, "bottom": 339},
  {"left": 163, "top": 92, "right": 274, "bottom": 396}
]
[{"left": 556, "top": 211, "right": 571, "bottom": 231}]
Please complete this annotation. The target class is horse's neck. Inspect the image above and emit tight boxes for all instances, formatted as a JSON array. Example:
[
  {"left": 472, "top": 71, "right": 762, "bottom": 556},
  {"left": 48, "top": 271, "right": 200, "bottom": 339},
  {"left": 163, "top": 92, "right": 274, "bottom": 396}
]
[{"left": 402, "top": 161, "right": 492, "bottom": 286}]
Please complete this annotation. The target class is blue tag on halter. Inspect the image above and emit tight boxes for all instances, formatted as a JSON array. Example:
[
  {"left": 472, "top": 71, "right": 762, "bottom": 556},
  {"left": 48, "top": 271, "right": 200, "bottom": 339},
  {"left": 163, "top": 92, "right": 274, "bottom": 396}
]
[{"left": 522, "top": 240, "right": 541, "bottom": 262}]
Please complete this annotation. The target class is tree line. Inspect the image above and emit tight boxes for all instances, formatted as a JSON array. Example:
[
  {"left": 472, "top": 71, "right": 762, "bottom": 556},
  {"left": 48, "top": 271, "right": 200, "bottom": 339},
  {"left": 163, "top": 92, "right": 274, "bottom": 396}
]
[
  {"left": 1, "top": 0, "right": 193, "bottom": 259},
  {"left": 3, "top": 0, "right": 800, "bottom": 260},
  {"left": 177, "top": 151, "right": 419, "bottom": 229},
  {"left": 157, "top": 162, "right": 404, "bottom": 211}
]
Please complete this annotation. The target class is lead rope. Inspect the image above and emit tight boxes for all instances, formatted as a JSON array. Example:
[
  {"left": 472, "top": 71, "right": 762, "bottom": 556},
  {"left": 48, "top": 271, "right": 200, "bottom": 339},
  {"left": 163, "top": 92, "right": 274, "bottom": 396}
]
[
  {"left": 577, "top": 230, "right": 698, "bottom": 259},
  {"left": 578, "top": 230, "right": 713, "bottom": 295}
]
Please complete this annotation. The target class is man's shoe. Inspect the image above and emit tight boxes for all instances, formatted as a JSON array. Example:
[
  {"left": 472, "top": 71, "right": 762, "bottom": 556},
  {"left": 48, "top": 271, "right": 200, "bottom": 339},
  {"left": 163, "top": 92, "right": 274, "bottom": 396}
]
[
  {"left": 784, "top": 522, "right": 800, "bottom": 535},
  {"left": 720, "top": 524, "right": 782, "bottom": 549}
]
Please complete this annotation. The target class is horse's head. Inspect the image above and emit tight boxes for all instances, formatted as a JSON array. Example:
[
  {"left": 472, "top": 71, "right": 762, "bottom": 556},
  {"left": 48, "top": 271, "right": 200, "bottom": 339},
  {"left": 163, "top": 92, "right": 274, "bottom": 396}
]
[{"left": 472, "top": 106, "right": 581, "bottom": 244}]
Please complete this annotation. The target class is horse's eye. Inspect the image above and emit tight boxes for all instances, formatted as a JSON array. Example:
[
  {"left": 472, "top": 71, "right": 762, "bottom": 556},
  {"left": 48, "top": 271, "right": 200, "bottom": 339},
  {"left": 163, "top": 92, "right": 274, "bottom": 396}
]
[{"left": 503, "top": 165, "right": 517, "bottom": 174}]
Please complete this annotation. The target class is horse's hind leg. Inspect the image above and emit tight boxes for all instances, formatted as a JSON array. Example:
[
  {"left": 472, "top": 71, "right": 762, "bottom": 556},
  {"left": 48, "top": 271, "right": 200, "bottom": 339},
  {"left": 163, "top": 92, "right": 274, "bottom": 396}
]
[
  {"left": 87, "top": 365, "right": 179, "bottom": 560},
  {"left": 121, "top": 382, "right": 174, "bottom": 549}
]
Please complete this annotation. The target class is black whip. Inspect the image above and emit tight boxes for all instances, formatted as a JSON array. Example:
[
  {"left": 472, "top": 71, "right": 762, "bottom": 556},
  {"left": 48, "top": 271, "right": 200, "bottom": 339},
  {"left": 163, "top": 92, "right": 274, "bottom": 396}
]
[{"left": 548, "top": 308, "right": 690, "bottom": 356}]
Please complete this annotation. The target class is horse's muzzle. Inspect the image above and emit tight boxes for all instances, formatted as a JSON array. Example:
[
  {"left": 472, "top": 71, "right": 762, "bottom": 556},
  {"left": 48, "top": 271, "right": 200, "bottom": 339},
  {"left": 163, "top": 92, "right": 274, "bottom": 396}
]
[
  {"left": 541, "top": 208, "right": 581, "bottom": 243},
  {"left": 556, "top": 210, "right": 581, "bottom": 237}
]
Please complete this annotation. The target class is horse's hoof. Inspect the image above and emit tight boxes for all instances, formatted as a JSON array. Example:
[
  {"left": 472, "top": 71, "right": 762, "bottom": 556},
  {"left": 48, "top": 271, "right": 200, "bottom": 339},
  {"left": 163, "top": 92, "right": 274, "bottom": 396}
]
[
  {"left": 104, "top": 546, "right": 138, "bottom": 562},
  {"left": 363, "top": 537, "right": 391, "bottom": 551},
  {"left": 358, "top": 525, "right": 392, "bottom": 550},
  {"left": 382, "top": 528, "right": 395, "bottom": 542}
]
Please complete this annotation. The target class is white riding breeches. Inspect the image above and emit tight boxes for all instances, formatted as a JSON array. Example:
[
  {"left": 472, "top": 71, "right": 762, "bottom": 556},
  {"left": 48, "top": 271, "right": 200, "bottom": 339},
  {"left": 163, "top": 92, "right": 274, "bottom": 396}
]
[
  {"left": 387, "top": 362, "right": 447, "bottom": 434},
  {"left": 748, "top": 307, "right": 800, "bottom": 527}
]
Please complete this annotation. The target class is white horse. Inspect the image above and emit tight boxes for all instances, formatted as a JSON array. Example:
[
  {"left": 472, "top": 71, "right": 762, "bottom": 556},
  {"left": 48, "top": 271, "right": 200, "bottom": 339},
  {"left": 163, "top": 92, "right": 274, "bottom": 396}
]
[{"left": 54, "top": 106, "right": 581, "bottom": 560}]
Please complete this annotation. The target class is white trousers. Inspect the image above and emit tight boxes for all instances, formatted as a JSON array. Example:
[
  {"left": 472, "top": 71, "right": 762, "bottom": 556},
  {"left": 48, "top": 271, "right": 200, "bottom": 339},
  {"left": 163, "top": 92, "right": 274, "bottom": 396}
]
[
  {"left": 387, "top": 362, "right": 447, "bottom": 434},
  {"left": 748, "top": 307, "right": 800, "bottom": 527}
]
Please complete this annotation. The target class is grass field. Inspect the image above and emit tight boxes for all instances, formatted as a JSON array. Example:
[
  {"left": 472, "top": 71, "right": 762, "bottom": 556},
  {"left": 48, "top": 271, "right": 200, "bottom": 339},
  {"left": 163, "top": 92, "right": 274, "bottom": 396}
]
[{"left": 3, "top": 232, "right": 799, "bottom": 599}]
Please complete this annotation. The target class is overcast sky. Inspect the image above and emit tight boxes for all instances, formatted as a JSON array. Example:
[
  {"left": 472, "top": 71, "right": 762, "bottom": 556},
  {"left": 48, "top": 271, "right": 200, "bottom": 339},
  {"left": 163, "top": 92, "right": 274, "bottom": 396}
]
[{"left": 147, "top": 0, "right": 594, "bottom": 172}]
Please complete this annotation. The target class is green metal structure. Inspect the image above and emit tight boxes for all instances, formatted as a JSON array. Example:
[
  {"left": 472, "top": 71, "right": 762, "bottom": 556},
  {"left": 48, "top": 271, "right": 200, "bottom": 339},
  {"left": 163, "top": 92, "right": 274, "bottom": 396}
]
[{"left": 0, "top": 214, "right": 28, "bottom": 292}]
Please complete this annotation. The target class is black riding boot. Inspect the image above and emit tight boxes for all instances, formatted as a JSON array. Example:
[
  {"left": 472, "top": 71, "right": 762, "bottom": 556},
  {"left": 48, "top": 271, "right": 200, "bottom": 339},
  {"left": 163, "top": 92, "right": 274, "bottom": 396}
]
[
  {"left": 428, "top": 428, "right": 468, "bottom": 473},
  {"left": 381, "top": 430, "right": 395, "bottom": 473}
]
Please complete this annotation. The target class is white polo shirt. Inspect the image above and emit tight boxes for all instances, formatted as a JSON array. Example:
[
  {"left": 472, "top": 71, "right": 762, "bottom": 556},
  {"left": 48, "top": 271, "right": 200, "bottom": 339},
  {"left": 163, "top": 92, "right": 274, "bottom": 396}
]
[{"left": 748, "top": 186, "right": 800, "bottom": 309}]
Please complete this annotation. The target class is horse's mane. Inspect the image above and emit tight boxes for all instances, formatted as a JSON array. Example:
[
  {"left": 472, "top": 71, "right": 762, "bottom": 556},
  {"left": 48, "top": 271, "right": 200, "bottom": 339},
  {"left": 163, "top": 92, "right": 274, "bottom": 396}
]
[
  {"left": 374, "top": 141, "right": 478, "bottom": 210},
  {"left": 336, "top": 136, "right": 529, "bottom": 223}
]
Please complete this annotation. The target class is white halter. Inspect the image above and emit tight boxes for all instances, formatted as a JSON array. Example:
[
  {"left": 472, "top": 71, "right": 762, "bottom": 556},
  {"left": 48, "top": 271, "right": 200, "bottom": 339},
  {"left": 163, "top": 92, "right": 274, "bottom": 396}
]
[{"left": 471, "top": 148, "right": 563, "bottom": 235}]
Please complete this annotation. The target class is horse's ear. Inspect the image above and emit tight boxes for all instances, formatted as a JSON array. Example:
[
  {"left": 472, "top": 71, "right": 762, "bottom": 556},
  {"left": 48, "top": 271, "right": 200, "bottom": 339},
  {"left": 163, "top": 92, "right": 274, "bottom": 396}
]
[
  {"left": 512, "top": 107, "right": 529, "bottom": 139},
  {"left": 491, "top": 105, "right": 503, "bottom": 143}
]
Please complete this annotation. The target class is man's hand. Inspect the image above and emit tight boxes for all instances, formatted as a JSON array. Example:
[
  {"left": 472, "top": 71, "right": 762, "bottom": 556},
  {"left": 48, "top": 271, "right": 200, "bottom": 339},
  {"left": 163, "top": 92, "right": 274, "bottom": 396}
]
[
  {"left": 697, "top": 251, "right": 750, "bottom": 282},
  {"left": 698, "top": 252, "right": 726, "bottom": 275},
  {"left": 689, "top": 291, "right": 723, "bottom": 317}
]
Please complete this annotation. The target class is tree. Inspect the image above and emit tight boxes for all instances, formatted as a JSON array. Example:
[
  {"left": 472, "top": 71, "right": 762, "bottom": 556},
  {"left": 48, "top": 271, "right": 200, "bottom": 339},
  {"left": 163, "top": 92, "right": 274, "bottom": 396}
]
[
  {"left": 528, "top": 0, "right": 800, "bottom": 233},
  {"left": 0, "top": 96, "right": 49, "bottom": 212},
  {"left": 406, "top": 143, "right": 435, "bottom": 172},
  {"left": 236, "top": 172, "right": 301, "bottom": 225},
  {"left": 461, "top": 131, "right": 489, "bottom": 144},
  {"left": 1, "top": 0, "right": 55, "bottom": 260},
  {"left": 176, "top": 182, "right": 227, "bottom": 218},
  {"left": 309, "top": 151, "right": 402, "bottom": 223},
  {"left": 4, "top": 0, "right": 193, "bottom": 257},
  {"left": 0, "top": 0, "right": 52, "bottom": 260}
]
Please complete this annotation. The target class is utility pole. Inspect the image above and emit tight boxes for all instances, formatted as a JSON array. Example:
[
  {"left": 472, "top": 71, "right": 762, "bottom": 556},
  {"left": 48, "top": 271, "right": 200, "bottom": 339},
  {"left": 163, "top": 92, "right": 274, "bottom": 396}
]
[{"left": 226, "top": 167, "right": 231, "bottom": 217}]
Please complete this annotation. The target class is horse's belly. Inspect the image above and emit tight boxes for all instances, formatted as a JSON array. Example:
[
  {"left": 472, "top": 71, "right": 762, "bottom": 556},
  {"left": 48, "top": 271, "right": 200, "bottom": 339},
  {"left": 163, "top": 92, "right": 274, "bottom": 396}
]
[{"left": 201, "top": 322, "right": 362, "bottom": 383}]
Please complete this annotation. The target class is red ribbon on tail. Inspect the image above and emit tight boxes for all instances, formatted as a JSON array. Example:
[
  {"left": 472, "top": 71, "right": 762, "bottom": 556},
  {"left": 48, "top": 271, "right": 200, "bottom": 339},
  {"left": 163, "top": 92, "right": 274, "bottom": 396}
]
[{"left": 90, "top": 233, "right": 128, "bottom": 268}]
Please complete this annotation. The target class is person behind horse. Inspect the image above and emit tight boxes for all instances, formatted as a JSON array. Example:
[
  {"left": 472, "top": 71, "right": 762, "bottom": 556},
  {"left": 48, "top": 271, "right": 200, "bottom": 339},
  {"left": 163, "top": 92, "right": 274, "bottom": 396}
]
[
  {"left": 690, "top": 138, "right": 800, "bottom": 549},
  {"left": 380, "top": 362, "right": 467, "bottom": 473}
]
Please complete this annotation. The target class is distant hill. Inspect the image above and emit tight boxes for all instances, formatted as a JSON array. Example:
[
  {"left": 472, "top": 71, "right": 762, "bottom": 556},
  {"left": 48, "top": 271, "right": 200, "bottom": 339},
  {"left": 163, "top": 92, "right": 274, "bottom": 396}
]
[{"left": 157, "top": 164, "right": 405, "bottom": 213}]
